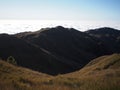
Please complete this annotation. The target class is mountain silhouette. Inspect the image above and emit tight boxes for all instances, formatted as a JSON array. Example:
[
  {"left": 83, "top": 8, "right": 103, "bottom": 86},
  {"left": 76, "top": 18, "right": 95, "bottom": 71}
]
[
  {"left": 0, "top": 26, "right": 120, "bottom": 75},
  {"left": 0, "top": 34, "right": 77, "bottom": 75},
  {"left": 85, "top": 27, "right": 120, "bottom": 53}
]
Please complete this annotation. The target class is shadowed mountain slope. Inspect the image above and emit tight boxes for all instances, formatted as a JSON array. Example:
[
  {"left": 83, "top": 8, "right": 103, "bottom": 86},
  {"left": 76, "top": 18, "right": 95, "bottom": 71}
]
[
  {"left": 15, "top": 26, "right": 107, "bottom": 69},
  {"left": 0, "top": 34, "right": 77, "bottom": 75},
  {"left": 85, "top": 27, "right": 120, "bottom": 53},
  {"left": 0, "top": 26, "right": 120, "bottom": 75}
]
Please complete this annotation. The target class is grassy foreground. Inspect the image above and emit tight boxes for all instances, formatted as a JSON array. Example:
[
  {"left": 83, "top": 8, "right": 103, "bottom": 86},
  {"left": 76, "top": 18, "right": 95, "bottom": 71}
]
[{"left": 0, "top": 54, "right": 120, "bottom": 90}]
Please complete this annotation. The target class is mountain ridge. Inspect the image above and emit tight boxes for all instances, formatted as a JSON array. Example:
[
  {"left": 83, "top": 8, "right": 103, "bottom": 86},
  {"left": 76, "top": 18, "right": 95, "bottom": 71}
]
[{"left": 0, "top": 26, "right": 120, "bottom": 75}]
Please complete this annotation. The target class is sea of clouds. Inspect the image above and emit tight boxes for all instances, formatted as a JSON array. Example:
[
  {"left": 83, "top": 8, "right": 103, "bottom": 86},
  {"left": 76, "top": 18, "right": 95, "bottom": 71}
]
[{"left": 0, "top": 20, "right": 120, "bottom": 34}]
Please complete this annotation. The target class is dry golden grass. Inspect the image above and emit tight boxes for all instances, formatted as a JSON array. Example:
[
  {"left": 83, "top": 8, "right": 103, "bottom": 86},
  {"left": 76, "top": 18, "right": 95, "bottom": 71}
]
[{"left": 0, "top": 53, "right": 120, "bottom": 90}]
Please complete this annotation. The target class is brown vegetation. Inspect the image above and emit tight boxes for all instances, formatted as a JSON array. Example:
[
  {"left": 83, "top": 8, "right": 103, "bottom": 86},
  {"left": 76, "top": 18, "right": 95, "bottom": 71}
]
[{"left": 0, "top": 53, "right": 120, "bottom": 90}]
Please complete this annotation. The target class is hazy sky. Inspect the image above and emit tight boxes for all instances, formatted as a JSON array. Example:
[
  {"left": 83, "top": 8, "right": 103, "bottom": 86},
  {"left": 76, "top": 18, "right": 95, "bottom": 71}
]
[{"left": 0, "top": 0, "right": 120, "bottom": 21}]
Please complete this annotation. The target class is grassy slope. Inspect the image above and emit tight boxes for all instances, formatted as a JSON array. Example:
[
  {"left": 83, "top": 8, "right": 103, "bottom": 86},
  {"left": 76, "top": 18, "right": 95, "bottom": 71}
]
[
  {"left": 60, "top": 54, "right": 120, "bottom": 90},
  {"left": 0, "top": 54, "right": 120, "bottom": 90},
  {"left": 0, "top": 60, "right": 52, "bottom": 90}
]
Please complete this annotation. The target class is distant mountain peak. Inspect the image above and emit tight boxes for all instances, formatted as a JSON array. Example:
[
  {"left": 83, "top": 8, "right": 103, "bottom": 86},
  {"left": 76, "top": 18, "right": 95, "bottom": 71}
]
[
  {"left": 86, "top": 27, "right": 120, "bottom": 35},
  {"left": 55, "top": 26, "right": 65, "bottom": 29}
]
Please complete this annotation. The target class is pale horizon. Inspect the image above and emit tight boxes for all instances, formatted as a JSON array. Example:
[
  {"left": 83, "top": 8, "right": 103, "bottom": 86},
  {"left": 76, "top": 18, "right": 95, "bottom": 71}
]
[{"left": 0, "top": 20, "right": 120, "bottom": 34}]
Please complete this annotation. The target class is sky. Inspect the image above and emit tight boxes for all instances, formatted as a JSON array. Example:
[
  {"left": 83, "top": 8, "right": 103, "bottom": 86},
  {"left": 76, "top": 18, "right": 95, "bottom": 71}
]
[
  {"left": 0, "top": 0, "right": 120, "bottom": 21},
  {"left": 0, "top": 0, "right": 120, "bottom": 33}
]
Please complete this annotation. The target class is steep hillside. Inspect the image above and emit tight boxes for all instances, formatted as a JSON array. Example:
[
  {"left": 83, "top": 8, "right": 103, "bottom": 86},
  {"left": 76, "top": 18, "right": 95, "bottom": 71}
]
[
  {"left": 15, "top": 26, "right": 107, "bottom": 69},
  {"left": 0, "top": 34, "right": 76, "bottom": 75}
]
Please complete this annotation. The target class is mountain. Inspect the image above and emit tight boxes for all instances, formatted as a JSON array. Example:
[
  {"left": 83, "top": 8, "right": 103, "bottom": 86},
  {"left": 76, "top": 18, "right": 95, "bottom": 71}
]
[
  {"left": 0, "top": 26, "right": 120, "bottom": 75},
  {"left": 15, "top": 26, "right": 107, "bottom": 68},
  {"left": 0, "top": 34, "right": 76, "bottom": 75},
  {"left": 85, "top": 27, "right": 120, "bottom": 53},
  {"left": 0, "top": 53, "right": 120, "bottom": 90}
]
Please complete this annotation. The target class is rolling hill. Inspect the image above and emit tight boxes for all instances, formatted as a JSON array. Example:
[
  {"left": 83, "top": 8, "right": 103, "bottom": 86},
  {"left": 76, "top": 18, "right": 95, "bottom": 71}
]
[
  {"left": 55, "top": 53, "right": 120, "bottom": 90},
  {"left": 0, "top": 59, "right": 51, "bottom": 90},
  {"left": 0, "top": 53, "right": 120, "bottom": 90}
]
